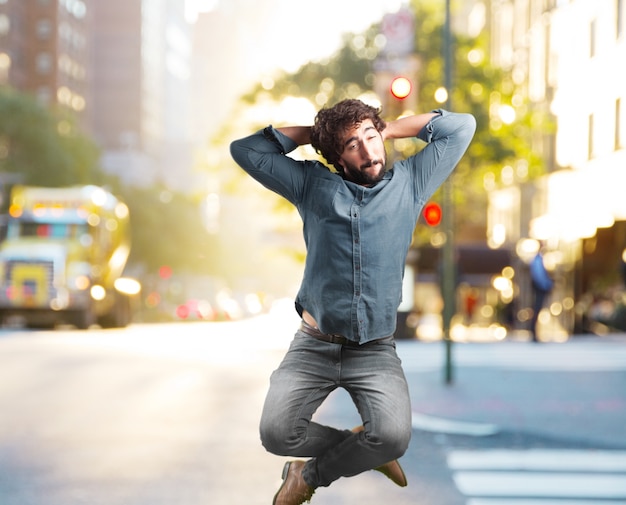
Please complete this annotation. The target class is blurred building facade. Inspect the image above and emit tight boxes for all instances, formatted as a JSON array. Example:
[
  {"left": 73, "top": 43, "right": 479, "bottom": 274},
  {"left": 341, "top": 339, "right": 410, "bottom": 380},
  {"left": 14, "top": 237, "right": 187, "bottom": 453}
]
[
  {"left": 0, "top": 0, "right": 196, "bottom": 191},
  {"left": 191, "top": 7, "right": 241, "bottom": 145},
  {"left": 487, "top": 0, "right": 626, "bottom": 336},
  {"left": 0, "top": 0, "right": 91, "bottom": 127},
  {"left": 92, "top": 0, "right": 195, "bottom": 190}
]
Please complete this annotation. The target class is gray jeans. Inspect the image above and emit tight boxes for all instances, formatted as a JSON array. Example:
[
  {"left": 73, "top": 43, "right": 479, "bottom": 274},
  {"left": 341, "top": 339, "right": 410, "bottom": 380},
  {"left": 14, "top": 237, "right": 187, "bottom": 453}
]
[{"left": 259, "top": 328, "right": 412, "bottom": 488}]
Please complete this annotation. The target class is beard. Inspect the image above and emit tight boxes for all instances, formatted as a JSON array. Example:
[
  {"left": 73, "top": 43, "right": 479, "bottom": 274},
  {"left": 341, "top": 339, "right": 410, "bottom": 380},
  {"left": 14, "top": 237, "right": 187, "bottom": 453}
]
[{"left": 342, "top": 151, "right": 387, "bottom": 186}]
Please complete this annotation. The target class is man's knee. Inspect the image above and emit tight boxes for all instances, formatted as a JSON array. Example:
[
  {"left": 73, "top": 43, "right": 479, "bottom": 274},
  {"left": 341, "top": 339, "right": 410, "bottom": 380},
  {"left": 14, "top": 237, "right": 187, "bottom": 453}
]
[
  {"left": 364, "top": 423, "right": 411, "bottom": 461},
  {"left": 260, "top": 414, "right": 302, "bottom": 455},
  {"left": 388, "top": 428, "right": 411, "bottom": 460}
]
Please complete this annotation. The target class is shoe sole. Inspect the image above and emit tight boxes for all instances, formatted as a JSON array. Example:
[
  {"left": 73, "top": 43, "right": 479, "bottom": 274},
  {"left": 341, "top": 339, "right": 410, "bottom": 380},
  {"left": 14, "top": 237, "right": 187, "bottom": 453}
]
[{"left": 281, "top": 461, "right": 291, "bottom": 480}]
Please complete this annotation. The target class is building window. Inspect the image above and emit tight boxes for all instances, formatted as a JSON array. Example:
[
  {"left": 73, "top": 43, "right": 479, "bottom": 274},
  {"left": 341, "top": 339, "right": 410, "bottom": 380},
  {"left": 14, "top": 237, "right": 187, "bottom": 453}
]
[
  {"left": 0, "top": 14, "right": 9, "bottom": 36},
  {"left": 544, "top": 0, "right": 557, "bottom": 12},
  {"left": 590, "top": 19, "right": 596, "bottom": 58},
  {"left": 61, "top": 0, "right": 87, "bottom": 19},
  {"left": 35, "top": 52, "right": 53, "bottom": 74},
  {"left": 617, "top": 98, "right": 623, "bottom": 150},
  {"left": 0, "top": 52, "right": 10, "bottom": 84},
  {"left": 37, "top": 86, "right": 52, "bottom": 106},
  {"left": 36, "top": 19, "right": 53, "bottom": 40},
  {"left": 588, "top": 113, "right": 594, "bottom": 160}
]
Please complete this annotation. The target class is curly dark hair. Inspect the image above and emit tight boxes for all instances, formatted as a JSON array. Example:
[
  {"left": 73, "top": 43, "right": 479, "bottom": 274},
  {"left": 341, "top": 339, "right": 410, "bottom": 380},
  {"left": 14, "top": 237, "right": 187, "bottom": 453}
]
[{"left": 310, "top": 99, "right": 386, "bottom": 173}]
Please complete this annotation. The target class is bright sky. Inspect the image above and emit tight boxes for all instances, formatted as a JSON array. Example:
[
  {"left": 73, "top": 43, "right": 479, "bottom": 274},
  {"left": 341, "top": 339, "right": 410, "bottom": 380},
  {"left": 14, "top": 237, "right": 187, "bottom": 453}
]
[
  {"left": 186, "top": 0, "right": 406, "bottom": 74},
  {"left": 186, "top": 0, "right": 409, "bottom": 136}
]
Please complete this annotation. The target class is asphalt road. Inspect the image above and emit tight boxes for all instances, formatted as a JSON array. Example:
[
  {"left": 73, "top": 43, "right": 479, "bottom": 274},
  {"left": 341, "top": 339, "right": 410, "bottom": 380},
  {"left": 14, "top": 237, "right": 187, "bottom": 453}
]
[{"left": 0, "top": 315, "right": 625, "bottom": 505}]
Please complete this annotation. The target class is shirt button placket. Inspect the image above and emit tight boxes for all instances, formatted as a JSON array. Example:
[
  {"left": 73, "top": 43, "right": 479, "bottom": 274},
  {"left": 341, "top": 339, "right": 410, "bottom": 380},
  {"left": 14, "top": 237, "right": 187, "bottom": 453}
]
[{"left": 351, "top": 191, "right": 364, "bottom": 338}]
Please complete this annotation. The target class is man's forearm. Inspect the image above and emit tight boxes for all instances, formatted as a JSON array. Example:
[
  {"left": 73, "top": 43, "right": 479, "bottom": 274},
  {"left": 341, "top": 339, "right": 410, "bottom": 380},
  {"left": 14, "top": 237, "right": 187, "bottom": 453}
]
[
  {"left": 276, "top": 126, "right": 312, "bottom": 146},
  {"left": 383, "top": 112, "right": 438, "bottom": 141}
]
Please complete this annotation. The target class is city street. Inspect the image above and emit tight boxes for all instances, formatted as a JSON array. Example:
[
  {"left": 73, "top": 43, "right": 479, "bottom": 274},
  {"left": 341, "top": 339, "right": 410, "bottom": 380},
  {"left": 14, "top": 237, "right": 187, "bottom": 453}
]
[{"left": 0, "top": 313, "right": 625, "bottom": 505}]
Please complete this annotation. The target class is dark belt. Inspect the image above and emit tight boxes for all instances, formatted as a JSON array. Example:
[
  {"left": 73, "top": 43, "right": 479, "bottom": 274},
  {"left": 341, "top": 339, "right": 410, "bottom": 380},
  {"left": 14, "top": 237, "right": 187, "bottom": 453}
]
[{"left": 299, "top": 322, "right": 359, "bottom": 346}]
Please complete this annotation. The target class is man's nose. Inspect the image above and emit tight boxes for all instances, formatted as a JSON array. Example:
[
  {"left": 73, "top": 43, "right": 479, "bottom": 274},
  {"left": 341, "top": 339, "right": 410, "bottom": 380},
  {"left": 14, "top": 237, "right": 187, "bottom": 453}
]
[{"left": 361, "top": 143, "right": 376, "bottom": 161}]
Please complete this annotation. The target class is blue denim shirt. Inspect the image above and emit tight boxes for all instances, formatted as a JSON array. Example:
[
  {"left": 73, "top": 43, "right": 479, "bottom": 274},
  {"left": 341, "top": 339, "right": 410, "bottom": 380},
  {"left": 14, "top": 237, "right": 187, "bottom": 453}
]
[{"left": 231, "top": 109, "right": 476, "bottom": 343}]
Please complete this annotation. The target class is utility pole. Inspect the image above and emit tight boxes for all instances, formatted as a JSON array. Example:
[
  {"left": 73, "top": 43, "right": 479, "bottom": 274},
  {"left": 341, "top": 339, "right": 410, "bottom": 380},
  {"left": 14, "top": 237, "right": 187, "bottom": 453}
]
[{"left": 442, "top": 0, "right": 455, "bottom": 385}]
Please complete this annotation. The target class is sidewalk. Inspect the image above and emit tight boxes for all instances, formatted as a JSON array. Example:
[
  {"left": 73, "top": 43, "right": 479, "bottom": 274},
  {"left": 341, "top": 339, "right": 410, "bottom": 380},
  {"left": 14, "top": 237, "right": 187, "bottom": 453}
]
[{"left": 398, "top": 334, "right": 626, "bottom": 448}]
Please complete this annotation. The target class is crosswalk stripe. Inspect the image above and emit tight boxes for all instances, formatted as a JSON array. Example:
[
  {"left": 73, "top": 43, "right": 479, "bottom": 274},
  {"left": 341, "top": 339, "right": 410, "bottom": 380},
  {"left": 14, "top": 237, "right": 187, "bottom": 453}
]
[
  {"left": 448, "top": 449, "right": 626, "bottom": 502},
  {"left": 466, "top": 500, "right": 623, "bottom": 505},
  {"left": 448, "top": 449, "right": 626, "bottom": 472},
  {"left": 453, "top": 472, "right": 626, "bottom": 498}
]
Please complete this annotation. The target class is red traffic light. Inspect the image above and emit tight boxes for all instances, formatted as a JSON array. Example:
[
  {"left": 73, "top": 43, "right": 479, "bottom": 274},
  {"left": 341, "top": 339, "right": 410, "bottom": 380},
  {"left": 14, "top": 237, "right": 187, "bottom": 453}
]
[
  {"left": 423, "top": 202, "right": 442, "bottom": 226},
  {"left": 390, "top": 76, "right": 412, "bottom": 99},
  {"left": 159, "top": 265, "right": 172, "bottom": 279}
]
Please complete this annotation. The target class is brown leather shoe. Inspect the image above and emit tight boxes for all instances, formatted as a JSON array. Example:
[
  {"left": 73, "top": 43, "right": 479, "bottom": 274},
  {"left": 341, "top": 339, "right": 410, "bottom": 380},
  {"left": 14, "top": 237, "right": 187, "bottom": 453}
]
[
  {"left": 273, "top": 460, "right": 315, "bottom": 505},
  {"left": 373, "top": 458, "right": 408, "bottom": 487},
  {"left": 352, "top": 425, "right": 408, "bottom": 487}
]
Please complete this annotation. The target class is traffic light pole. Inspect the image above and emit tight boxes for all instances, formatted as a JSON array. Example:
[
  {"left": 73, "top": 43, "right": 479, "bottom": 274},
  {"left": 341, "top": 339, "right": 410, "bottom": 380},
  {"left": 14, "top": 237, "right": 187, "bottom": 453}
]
[{"left": 442, "top": 0, "right": 454, "bottom": 385}]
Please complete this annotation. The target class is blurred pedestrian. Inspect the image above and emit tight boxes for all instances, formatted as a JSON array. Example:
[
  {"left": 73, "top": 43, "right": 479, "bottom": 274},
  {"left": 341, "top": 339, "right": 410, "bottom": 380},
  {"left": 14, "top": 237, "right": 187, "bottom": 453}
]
[
  {"left": 529, "top": 247, "right": 554, "bottom": 342},
  {"left": 463, "top": 285, "right": 479, "bottom": 324},
  {"left": 231, "top": 99, "right": 475, "bottom": 505}
]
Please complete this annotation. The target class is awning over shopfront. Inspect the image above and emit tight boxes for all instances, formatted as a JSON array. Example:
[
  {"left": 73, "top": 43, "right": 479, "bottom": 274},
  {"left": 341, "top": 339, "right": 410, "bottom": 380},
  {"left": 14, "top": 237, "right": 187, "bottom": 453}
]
[
  {"left": 531, "top": 155, "right": 626, "bottom": 241},
  {"left": 411, "top": 244, "right": 512, "bottom": 283}
]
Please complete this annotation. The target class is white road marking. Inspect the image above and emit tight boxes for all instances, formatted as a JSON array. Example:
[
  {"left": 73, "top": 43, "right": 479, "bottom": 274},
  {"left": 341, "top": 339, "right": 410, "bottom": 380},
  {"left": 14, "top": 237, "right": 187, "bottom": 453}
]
[
  {"left": 453, "top": 472, "right": 626, "bottom": 498},
  {"left": 412, "top": 412, "right": 499, "bottom": 436},
  {"left": 448, "top": 449, "right": 626, "bottom": 472},
  {"left": 448, "top": 449, "right": 626, "bottom": 503}
]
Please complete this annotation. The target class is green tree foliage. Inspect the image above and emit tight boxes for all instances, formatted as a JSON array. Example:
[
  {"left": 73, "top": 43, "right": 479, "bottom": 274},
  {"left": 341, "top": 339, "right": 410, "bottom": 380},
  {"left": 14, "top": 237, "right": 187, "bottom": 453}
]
[
  {"left": 112, "top": 184, "right": 218, "bottom": 277},
  {"left": 0, "top": 87, "right": 101, "bottom": 186},
  {"left": 242, "top": 29, "right": 379, "bottom": 108},
  {"left": 237, "top": 0, "right": 551, "bottom": 245},
  {"left": 0, "top": 87, "right": 217, "bottom": 279}
]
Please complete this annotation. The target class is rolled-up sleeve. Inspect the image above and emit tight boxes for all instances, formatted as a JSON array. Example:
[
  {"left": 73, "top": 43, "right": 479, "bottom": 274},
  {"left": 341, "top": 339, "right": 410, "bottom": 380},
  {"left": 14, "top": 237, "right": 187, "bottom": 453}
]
[
  {"left": 411, "top": 110, "right": 476, "bottom": 203},
  {"left": 230, "top": 126, "right": 309, "bottom": 204}
]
